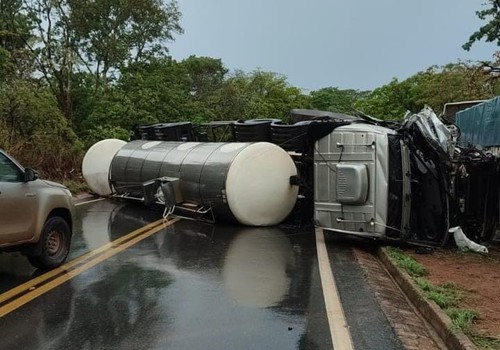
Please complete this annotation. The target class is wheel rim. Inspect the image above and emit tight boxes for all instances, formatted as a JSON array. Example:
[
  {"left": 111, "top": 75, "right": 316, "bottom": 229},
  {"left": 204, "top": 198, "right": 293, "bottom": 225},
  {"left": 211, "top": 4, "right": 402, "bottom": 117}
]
[{"left": 45, "top": 230, "right": 63, "bottom": 257}]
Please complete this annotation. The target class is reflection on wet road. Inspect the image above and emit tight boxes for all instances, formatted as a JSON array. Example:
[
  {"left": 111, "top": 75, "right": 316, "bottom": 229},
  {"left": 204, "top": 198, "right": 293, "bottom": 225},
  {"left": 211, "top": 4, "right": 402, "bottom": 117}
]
[
  {"left": 0, "top": 200, "right": 158, "bottom": 294},
  {"left": 0, "top": 200, "right": 331, "bottom": 350}
]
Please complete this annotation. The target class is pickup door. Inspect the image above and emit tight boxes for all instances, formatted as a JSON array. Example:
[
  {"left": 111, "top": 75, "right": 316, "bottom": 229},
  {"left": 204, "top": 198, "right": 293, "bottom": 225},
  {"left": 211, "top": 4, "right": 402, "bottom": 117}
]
[{"left": 0, "top": 153, "right": 38, "bottom": 245}]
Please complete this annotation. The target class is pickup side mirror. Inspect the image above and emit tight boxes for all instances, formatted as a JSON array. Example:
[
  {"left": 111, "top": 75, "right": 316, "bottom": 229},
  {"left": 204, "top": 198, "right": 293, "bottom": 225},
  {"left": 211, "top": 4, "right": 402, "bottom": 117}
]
[{"left": 24, "top": 167, "right": 39, "bottom": 182}]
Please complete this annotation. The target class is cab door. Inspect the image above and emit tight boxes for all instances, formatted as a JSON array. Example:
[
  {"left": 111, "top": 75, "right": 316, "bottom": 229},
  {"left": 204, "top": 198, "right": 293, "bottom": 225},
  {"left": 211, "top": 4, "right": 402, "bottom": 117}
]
[{"left": 0, "top": 152, "right": 38, "bottom": 245}]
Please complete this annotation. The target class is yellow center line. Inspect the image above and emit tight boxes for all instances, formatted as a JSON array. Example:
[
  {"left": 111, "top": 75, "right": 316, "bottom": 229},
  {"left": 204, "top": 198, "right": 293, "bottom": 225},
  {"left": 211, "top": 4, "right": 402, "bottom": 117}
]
[
  {"left": 0, "top": 219, "right": 178, "bottom": 317},
  {"left": 0, "top": 219, "right": 165, "bottom": 305}
]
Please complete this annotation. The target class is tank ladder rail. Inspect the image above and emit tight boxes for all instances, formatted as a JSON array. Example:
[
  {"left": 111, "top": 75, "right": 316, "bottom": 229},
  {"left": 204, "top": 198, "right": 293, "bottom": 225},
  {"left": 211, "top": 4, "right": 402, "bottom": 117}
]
[
  {"left": 111, "top": 192, "right": 144, "bottom": 202},
  {"left": 166, "top": 202, "right": 215, "bottom": 224}
]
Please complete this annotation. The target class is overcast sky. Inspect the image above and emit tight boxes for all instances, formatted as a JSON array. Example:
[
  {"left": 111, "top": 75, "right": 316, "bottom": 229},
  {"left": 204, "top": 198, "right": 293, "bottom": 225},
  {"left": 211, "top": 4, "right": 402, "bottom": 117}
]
[{"left": 169, "top": 0, "right": 498, "bottom": 91}]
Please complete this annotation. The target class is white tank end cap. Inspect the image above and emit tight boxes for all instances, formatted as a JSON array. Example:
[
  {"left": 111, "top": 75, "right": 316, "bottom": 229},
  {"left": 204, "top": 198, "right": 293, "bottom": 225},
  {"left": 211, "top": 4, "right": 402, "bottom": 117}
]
[{"left": 82, "top": 139, "right": 127, "bottom": 196}]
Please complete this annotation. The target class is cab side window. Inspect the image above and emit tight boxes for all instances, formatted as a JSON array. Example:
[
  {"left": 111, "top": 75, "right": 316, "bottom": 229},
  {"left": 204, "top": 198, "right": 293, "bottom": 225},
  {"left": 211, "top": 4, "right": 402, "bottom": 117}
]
[{"left": 0, "top": 153, "right": 23, "bottom": 182}]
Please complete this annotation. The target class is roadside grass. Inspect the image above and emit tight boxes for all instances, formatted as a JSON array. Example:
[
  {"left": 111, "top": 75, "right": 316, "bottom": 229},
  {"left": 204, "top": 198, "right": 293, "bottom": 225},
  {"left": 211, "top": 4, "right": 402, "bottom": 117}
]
[
  {"left": 385, "top": 247, "right": 427, "bottom": 277},
  {"left": 384, "top": 247, "right": 497, "bottom": 349},
  {"left": 62, "top": 179, "right": 90, "bottom": 195},
  {"left": 446, "top": 308, "right": 479, "bottom": 330},
  {"left": 470, "top": 334, "right": 500, "bottom": 350},
  {"left": 414, "top": 279, "right": 460, "bottom": 309}
]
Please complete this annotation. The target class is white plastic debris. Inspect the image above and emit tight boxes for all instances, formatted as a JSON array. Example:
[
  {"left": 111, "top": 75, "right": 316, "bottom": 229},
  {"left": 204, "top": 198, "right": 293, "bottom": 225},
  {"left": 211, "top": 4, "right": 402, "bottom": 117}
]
[{"left": 449, "top": 227, "right": 488, "bottom": 253}]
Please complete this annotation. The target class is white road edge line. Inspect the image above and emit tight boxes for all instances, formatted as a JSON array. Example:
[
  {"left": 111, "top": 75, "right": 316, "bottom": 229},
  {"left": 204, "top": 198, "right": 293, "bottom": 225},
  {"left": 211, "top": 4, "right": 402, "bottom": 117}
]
[
  {"left": 75, "top": 198, "right": 105, "bottom": 206},
  {"left": 315, "top": 227, "right": 354, "bottom": 350}
]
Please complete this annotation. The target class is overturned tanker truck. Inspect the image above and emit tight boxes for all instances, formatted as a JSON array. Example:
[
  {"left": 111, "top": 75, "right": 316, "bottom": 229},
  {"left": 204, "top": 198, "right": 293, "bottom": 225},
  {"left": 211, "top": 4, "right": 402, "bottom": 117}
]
[
  {"left": 82, "top": 107, "right": 498, "bottom": 246},
  {"left": 83, "top": 140, "right": 300, "bottom": 226}
]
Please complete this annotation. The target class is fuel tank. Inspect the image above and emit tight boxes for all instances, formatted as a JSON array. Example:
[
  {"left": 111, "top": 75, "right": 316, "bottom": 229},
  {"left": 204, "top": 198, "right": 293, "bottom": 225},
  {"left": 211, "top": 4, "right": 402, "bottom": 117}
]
[{"left": 82, "top": 139, "right": 298, "bottom": 226}]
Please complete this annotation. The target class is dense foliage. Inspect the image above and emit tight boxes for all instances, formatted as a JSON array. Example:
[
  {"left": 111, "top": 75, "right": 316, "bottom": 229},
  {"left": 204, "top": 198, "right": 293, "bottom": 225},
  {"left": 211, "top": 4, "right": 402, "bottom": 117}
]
[
  {"left": 354, "top": 63, "right": 500, "bottom": 120},
  {"left": 0, "top": 0, "right": 498, "bottom": 181},
  {"left": 463, "top": 0, "right": 500, "bottom": 51}
]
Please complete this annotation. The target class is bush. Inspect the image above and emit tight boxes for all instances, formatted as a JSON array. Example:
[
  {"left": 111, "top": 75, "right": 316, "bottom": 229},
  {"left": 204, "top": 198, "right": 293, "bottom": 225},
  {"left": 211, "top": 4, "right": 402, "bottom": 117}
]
[{"left": 0, "top": 80, "right": 84, "bottom": 180}]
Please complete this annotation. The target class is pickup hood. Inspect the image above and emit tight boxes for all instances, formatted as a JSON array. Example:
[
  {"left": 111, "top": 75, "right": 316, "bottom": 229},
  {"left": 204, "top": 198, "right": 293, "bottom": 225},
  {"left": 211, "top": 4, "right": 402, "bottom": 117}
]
[{"left": 42, "top": 180, "right": 68, "bottom": 190}]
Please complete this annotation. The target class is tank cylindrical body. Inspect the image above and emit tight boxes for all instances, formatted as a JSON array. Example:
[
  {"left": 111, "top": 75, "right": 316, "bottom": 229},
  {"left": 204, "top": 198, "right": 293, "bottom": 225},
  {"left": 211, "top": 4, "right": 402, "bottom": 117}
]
[{"left": 83, "top": 139, "right": 298, "bottom": 226}]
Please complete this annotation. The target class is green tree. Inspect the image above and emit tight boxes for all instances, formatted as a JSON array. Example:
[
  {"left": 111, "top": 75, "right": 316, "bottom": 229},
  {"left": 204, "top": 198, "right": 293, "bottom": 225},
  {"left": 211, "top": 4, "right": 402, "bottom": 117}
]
[
  {"left": 179, "top": 56, "right": 229, "bottom": 123},
  {"left": 0, "top": 48, "right": 11, "bottom": 81},
  {"left": 77, "top": 56, "right": 222, "bottom": 146},
  {"left": 0, "top": 0, "right": 33, "bottom": 78},
  {"left": 309, "top": 87, "right": 369, "bottom": 114},
  {"left": 0, "top": 79, "right": 82, "bottom": 179},
  {"left": 117, "top": 57, "right": 191, "bottom": 123},
  {"left": 69, "top": 0, "right": 183, "bottom": 80},
  {"left": 354, "top": 63, "right": 497, "bottom": 120},
  {"left": 463, "top": 0, "right": 500, "bottom": 50},
  {"left": 0, "top": 0, "right": 31, "bottom": 51},
  {"left": 78, "top": 61, "right": 310, "bottom": 145},
  {"left": 180, "top": 56, "right": 227, "bottom": 100},
  {"left": 408, "top": 63, "right": 493, "bottom": 112},
  {"left": 213, "top": 70, "right": 309, "bottom": 121},
  {"left": 22, "top": 0, "right": 182, "bottom": 119},
  {"left": 353, "top": 79, "right": 412, "bottom": 120}
]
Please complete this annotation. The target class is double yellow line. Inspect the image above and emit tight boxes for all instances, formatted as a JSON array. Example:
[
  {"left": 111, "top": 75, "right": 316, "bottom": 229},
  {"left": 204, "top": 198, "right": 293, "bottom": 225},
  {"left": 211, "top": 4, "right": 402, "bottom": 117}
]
[{"left": 0, "top": 217, "right": 178, "bottom": 317}]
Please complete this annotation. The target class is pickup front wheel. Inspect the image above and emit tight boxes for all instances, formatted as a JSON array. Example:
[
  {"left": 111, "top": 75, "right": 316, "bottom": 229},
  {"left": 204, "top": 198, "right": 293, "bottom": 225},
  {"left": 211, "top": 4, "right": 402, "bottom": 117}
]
[{"left": 28, "top": 217, "right": 71, "bottom": 269}]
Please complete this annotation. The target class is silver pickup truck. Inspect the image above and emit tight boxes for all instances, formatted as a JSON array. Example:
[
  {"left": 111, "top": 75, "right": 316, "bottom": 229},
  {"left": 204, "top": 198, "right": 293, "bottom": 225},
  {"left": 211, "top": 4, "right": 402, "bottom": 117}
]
[{"left": 0, "top": 149, "right": 74, "bottom": 269}]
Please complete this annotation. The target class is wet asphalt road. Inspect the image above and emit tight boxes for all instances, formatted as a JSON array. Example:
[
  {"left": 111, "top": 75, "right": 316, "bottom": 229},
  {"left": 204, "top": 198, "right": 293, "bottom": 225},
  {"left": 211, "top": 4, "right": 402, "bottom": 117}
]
[{"left": 0, "top": 199, "right": 402, "bottom": 350}]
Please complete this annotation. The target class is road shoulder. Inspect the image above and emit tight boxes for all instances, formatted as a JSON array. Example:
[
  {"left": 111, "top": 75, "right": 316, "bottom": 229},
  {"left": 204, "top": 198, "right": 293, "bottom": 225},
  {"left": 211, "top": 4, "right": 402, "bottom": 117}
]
[{"left": 377, "top": 247, "right": 478, "bottom": 350}]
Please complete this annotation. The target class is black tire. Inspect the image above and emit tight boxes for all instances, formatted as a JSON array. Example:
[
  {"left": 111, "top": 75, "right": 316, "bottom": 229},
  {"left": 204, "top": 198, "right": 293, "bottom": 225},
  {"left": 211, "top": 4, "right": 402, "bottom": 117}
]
[{"left": 28, "top": 216, "right": 71, "bottom": 270}]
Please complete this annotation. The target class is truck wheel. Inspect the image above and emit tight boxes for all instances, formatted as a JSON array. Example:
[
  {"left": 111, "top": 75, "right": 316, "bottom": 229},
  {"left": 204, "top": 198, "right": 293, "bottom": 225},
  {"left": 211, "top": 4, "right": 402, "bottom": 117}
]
[{"left": 28, "top": 217, "right": 71, "bottom": 269}]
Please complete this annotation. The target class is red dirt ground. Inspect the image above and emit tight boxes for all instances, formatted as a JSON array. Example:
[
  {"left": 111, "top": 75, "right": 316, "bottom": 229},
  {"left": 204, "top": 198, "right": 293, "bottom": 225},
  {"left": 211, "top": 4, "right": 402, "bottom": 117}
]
[{"left": 407, "top": 244, "right": 500, "bottom": 337}]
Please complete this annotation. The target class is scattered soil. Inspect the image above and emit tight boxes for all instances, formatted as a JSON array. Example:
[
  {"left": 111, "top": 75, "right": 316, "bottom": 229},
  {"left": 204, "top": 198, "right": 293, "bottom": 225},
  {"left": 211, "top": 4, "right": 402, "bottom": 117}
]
[{"left": 407, "top": 243, "right": 500, "bottom": 337}]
